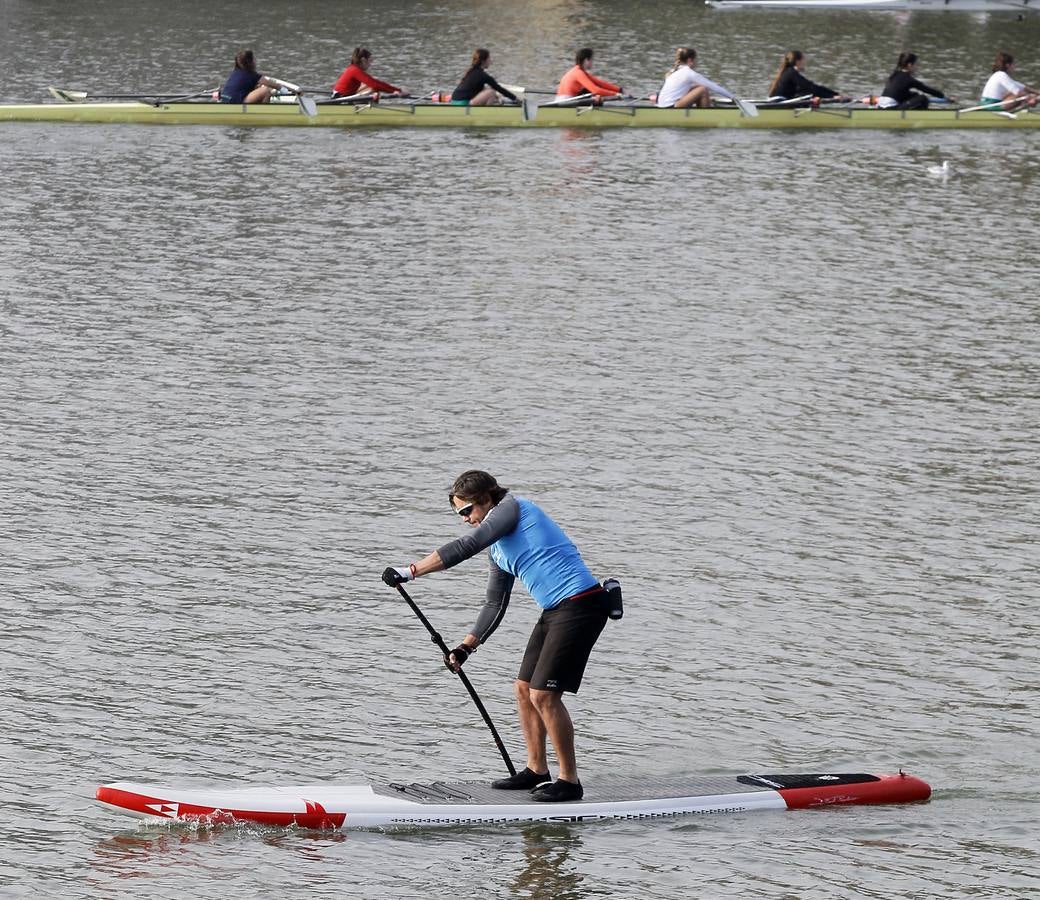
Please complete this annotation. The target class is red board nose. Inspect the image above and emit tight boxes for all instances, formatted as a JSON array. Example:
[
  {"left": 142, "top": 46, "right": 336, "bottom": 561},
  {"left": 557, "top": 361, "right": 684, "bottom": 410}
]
[{"left": 779, "top": 773, "right": 931, "bottom": 810}]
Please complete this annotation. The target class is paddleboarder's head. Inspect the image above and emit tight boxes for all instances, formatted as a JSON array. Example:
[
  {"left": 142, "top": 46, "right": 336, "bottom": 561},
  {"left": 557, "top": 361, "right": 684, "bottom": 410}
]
[{"left": 449, "top": 470, "right": 508, "bottom": 525}]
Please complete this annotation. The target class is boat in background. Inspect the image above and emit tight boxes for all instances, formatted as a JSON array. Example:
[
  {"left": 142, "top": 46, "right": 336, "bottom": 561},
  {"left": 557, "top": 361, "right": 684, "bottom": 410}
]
[
  {"left": 706, "top": 0, "right": 1038, "bottom": 11},
  {"left": 1, "top": 97, "right": 1037, "bottom": 129}
]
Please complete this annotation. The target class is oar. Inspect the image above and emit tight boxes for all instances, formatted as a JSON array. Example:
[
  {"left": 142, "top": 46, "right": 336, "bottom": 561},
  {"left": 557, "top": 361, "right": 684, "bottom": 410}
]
[
  {"left": 48, "top": 86, "right": 215, "bottom": 103},
  {"left": 958, "top": 97, "right": 1028, "bottom": 116},
  {"left": 727, "top": 90, "right": 758, "bottom": 118},
  {"left": 268, "top": 77, "right": 318, "bottom": 117},
  {"left": 390, "top": 582, "right": 516, "bottom": 777}
]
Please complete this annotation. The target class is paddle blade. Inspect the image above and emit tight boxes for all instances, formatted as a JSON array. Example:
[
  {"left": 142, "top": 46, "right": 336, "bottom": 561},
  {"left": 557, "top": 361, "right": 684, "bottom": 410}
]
[
  {"left": 298, "top": 95, "right": 318, "bottom": 117},
  {"left": 522, "top": 94, "right": 539, "bottom": 122},
  {"left": 736, "top": 97, "right": 759, "bottom": 118}
]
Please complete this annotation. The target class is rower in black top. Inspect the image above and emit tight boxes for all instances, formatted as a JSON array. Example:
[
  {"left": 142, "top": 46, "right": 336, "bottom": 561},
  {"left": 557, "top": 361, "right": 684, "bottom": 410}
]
[
  {"left": 878, "top": 52, "right": 949, "bottom": 110},
  {"left": 768, "top": 50, "right": 849, "bottom": 103},
  {"left": 451, "top": 48, "right": 518, "bottom": 105}
]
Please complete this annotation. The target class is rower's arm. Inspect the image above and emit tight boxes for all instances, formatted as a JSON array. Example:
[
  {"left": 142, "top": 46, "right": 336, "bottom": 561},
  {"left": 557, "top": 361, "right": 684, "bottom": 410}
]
[
  {"left": 695, "top": 71, "right": 734, "bottom": 99},
  {"left": 486, "top": 73, "right": 518, "bottom": 102}
]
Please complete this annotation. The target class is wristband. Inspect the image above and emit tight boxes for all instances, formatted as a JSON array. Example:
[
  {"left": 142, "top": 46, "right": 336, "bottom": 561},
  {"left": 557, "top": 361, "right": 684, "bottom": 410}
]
[{"left": 409, "top": 563, "right": 417, "bottom": 579}]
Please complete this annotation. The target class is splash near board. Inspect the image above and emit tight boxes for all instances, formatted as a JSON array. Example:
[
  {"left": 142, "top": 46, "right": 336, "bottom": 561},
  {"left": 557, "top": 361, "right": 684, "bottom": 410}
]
[{"left": 96, "top": 771, "right": 930, "bottom": 829}]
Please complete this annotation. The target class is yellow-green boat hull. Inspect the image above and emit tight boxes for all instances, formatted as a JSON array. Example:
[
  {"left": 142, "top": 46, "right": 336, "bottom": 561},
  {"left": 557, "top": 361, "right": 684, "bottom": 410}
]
[{"left": 1, "top": 100, "right": 1037, "bottom": 129}]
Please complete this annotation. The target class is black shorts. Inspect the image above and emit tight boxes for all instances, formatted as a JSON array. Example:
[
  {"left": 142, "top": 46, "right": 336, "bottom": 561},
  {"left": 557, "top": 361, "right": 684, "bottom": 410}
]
[{"left": 517, "top": 588, "right": 608, "bottom": 693}]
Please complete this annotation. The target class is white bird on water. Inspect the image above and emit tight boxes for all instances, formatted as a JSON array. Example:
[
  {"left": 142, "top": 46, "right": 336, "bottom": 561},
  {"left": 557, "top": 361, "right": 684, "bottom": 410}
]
[{"left": 927, "top": 160, "right": 951, "bottom": 179}]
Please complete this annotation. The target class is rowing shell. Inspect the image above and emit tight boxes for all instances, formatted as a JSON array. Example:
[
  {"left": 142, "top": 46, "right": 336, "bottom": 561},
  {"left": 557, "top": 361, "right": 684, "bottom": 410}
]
[
  {"left": 0, "top": 100, "right": 1035, "bottom": 128},
  {"left": 96, "top": 772, "right": 930, "bottom": 829}
]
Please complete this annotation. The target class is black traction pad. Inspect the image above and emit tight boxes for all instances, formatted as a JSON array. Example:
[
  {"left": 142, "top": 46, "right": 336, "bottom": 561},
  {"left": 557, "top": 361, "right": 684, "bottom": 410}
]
[
  {"left": 737, "top": 773, "right": 881, "bottom": 790},
  {"left": 376, "top": 775, "right": 774, "bottom": 806}
]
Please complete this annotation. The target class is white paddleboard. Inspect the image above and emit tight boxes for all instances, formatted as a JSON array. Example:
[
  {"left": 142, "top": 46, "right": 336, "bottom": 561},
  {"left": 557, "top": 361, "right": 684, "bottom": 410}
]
[{"left": 96, "top": 771, "right": 930, "bottom": 829}]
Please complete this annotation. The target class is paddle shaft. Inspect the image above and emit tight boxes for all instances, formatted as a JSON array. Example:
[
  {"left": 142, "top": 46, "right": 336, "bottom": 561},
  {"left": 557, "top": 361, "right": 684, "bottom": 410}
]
[{"left": 393, "top": 583, "right": 516, "bottom": 776}]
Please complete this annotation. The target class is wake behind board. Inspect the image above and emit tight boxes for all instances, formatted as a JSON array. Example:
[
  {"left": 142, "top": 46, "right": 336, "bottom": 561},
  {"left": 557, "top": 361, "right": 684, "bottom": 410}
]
[{"left": 96, "top": 771, "right": 930, "bottom": 829}]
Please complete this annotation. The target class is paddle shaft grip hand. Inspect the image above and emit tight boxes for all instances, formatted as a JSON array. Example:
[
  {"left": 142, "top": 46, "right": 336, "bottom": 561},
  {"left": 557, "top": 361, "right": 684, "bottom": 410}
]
[
  {"left": 444, "top": 644, "right": 472, "bottom": 672},
  {"left": 382, "top": 566, "right": 414, "bottom": 586}
]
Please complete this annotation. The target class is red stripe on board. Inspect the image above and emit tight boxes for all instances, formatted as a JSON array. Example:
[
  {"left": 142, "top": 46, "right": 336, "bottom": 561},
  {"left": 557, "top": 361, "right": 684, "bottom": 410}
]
[
  {"left": 778, "top": 773, "right": 931, "bottom": 809},
  {"left": 95, "top": 785, "right": 347, "bottom": 829}
]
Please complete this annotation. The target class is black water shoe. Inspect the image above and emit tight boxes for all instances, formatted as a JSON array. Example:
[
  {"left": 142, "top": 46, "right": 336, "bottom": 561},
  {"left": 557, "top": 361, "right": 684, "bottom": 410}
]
[
  {"left": 530, "top": 779, "right": 584, "bottom": 802},
  {"left": 491, "top": 767, "right": 552, "bottom": 790}
]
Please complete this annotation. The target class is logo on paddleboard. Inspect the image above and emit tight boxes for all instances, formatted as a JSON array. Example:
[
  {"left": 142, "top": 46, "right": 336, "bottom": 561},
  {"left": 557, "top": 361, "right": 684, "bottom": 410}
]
[{"left": 145, "top": 802, "right": 179, "bottom": 818}]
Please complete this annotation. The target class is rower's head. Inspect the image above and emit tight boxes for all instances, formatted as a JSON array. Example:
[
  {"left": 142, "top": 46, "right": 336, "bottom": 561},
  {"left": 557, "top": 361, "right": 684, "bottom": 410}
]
[
  {"left": 352, "top": 47, "right": 372, "bottom": 69},
  {"left": 897, "top": 51, "right": 918, "bottom": 72},
  {"left": 449, "top": 470, "right": 508, "bottom": 526},
  {"left": 471, "top": 48, "right": 491, "bottom": 70},
  {"left": 993, "top": 51, "right": 1015, "bottom": 72},
  {"left": 781, "top": 50, "right": 805, "bottom": 71},
  {"left": 576, "top": 48, "right": 594, "bottom": 69},
  {"left": 674, "top": 47, "right": 697, "bottom": 70},
  {"left": 235, "top": 49, "right": 257, "bottom": 72}
]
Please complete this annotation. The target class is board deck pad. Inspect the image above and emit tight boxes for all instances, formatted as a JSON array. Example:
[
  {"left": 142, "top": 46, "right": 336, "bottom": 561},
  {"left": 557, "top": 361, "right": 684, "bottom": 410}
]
[{"left": 378, "top": 774, "right": 774, "bottom": 805}]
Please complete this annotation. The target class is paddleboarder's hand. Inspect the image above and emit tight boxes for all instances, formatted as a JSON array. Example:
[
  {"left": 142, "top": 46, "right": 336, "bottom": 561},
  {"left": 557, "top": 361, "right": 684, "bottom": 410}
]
[
  {"left": 445, "top": 644, "right": 470, "bottom": 672},
  {"left": 382, "top": 566, "right": 413, "bottom": 586}
]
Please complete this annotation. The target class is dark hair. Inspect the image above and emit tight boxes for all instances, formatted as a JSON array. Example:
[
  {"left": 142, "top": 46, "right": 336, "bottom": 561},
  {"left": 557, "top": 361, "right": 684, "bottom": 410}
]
[
  {"left": 993, "top": 51, "right": 1014, "bottom": 72},
  {"left": 897, "top": 51, "right": 918, "bottom": 69},
  {"left": 234, "top": 49, "right": 257, "bottom": 72},
  {"left": 449, "top": 470, "right": 508, "bottom": 506},
  {"left": 769, "top": 49, "right": 804, "bottom": 96},
  {"left": 671, "top": 46, "right": 697, "bottom": 74},
  {"left": 351, "top": 47, "right": 371, "bottom": 66},
  {"left": 471, "top": 48, "right": 490, "bottom": 69},
  {"left": 575, "top": 47, "right": 594, "bottom": 66}
]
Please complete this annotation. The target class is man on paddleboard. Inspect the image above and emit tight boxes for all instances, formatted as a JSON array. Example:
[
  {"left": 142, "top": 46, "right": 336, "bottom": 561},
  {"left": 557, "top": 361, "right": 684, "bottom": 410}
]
[{"left": 382, "top": 470, "right": 609, "bottom": 803}]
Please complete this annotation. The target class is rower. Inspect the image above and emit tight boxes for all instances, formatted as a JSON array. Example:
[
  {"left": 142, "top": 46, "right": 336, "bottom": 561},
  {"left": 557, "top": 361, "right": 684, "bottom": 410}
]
[
  {"left": 219, "top": 49, "right": 293, "bottom": 104},
  {"left": 450, "top": 48, "right": 518, "bottom": 106},
  {"left": 332, "top": 47, "right": 404, "bottom": 99},
  {"left": 655, "top": 47, "right": 733, "bottom": 109},
  {"left": 877, "top": 52, "right": 950, "bottom": 110},
  {"left": 768, "top": 50, "right": 849, "bottom": 104},
  {"left": 980, "top": 51, "right": 1040, "bottom": 111},
  {"left": 555, "top": 48, "right": 623, "bottom": 104}
]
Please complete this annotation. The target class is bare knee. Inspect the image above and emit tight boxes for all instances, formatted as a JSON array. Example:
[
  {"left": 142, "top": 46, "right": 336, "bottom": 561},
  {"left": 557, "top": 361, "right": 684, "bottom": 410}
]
[
  {"left": 529, "top": 688, "right": 562, "bottom": 714},
  {"left": 513, "top": 679, "right": 532, "bottom": 703}
]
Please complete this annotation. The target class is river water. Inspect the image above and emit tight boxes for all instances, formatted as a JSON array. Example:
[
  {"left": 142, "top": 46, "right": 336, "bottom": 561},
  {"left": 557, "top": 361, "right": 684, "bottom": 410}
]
[{"left": 1, "top": 0, "right": 1038, "bottom": 897}]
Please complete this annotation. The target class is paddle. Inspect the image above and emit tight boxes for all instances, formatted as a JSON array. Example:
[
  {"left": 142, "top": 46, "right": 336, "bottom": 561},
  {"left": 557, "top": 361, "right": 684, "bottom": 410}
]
[
  {"left": 390, "top": 583, "right": 516, "bottom": 776},
  {"left": 268, "top": 77, "right": 318, "bottom": 117}
]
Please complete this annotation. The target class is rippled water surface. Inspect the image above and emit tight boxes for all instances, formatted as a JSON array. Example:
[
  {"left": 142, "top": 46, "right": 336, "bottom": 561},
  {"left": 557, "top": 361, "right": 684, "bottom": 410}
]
[{"left": 1, "top": 1, "right": 1039, "bottom": 897}]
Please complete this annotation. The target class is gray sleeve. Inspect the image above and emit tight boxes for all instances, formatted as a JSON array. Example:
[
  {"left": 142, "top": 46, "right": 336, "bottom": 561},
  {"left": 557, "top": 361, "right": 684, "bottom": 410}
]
[
  {"left": 436, "top": 494, "right": 520, "bottom": 569},
  {"left": 471, "top": 555, "right": 514, "bottom": 643}
]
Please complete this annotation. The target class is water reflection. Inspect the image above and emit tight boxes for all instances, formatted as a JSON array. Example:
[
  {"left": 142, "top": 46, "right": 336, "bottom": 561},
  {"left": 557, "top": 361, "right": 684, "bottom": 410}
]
[{"left": 512, "top": 822, "right": 586, "bottom": 900}]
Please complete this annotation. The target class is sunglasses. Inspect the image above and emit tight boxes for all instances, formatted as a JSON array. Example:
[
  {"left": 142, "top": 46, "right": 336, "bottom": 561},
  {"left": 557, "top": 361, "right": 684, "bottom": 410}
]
[{"left": 451, "top": 500, "right": 475, "bottom": 517}]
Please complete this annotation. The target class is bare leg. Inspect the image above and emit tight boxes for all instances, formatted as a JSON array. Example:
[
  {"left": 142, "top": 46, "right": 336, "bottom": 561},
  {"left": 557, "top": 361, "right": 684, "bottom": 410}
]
[
  {"left": 530, "top": 688, "right": 578, "bottom": 783},
  {"left": 514, "top": 680, "right": 549, "bottom": 773},
  {"left": 470, "top": 86, "right": 500, "bottom": 106},
  {"left": 245, "top": 85, "right": 273, "bottom": 104},
  {"left": 675, "top": 85, "right": 710, "bottom": 109}
]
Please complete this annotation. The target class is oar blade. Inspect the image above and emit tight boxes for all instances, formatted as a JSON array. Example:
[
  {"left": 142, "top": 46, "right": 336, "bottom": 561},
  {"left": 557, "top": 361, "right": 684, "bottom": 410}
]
[
  {"left": 735, "top": 97, "right": 759, "bottom": 118},
  {"left": 298, "top": 94, "right": 318, "bottom": 117},
  {"left": 48, "top": 87, "right": 86, "bottom": 102}
]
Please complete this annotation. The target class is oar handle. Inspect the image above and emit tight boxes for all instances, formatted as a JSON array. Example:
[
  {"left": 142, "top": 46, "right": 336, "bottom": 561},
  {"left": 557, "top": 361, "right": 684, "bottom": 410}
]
[{"left": 393, "top": 583, "right": 516, "bottom": 776}]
